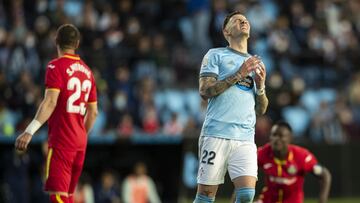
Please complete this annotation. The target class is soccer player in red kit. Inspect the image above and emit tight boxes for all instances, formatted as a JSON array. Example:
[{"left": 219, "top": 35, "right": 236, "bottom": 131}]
[
  {"left": 256, "top": 121, "right": 331, "bottom": 203},
  {"left": 15, "top": 24, "right": 98, "bottom": 203}
]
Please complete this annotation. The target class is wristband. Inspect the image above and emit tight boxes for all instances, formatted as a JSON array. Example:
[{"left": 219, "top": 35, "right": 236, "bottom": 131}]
[
  {"left": 25, "top": 119, "right": 42, "bottom": 135},
  {"left": 256, "top": 87, "right": 265, "bottom": 96}
]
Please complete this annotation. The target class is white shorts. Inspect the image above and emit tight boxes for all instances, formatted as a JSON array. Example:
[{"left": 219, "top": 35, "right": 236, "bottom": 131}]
[{"left": 197, "top": 136, "right": 257, "bottom": 185}]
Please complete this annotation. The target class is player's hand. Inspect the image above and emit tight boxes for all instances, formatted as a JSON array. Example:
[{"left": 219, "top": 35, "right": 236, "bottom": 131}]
[
  {"left": 235, "top": 56, "right": 262, "bottom": 81},
  {"left": 15, "top": 132, "right": 33, "bottom": 151},
  {"left": 254, "top": 59, "right": 266, "bottom": 88}
]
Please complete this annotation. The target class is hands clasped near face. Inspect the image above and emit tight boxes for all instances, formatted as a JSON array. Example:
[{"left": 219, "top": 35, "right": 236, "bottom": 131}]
[{"left": 234, "top": 55, "right": 266, "bottom": 88}]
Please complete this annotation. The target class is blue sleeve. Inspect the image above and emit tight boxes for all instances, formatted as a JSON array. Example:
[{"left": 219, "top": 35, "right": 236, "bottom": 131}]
[{"left": 199, "top": 50, "right": 219, "bottom": 78}]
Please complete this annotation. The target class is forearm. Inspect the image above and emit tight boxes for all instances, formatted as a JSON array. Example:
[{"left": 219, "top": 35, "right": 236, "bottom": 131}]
[
  {"left": 34, "top": 100, "right": 57, "bottom": 124},
  {"left": 24, "top": 99, "right": 57, "bottom": 136},
  {"left": 255, "top": 93, "right": 268, "bottom": 116},
  {"left": 319, "top": 168, "right": 331, "bottom": 203},
  {"left": 84, "top": 113, "right": 97, "bottom": 133},
  {"left": 199, "top": 74, "right": 240, "bottom": 99}
]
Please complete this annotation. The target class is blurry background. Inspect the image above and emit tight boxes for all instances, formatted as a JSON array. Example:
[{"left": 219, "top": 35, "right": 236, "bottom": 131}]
[{"left": 0, "top": 0, "right": 360, "bottom": 202}]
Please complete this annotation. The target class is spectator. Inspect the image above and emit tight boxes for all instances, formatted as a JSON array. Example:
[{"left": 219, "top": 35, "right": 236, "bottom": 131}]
[
  {"left": 122, "top": 162, "right": 161, "bottom": 203},
  {"left": 74, "top": 174, "right": 95, "bottom": 203},
  {"left": 118, "top": 113, "right": 135, "bottom": 137},
  {"left": 94, "top": 170, "right": 121, "bottom": 203},
  {"left": 163, "top": 112, "right": 183, "bottom": 136}
]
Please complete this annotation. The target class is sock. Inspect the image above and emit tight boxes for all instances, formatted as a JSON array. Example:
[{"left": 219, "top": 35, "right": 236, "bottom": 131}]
[
  {"left": 235, "top": 187, "right": 255, "bottom": 203},
  {"left": 193, "top": 194, "right": 215, "bottom": 203},
  {"left": 49, "top": 194, "right": 68, "bottom": 203}
]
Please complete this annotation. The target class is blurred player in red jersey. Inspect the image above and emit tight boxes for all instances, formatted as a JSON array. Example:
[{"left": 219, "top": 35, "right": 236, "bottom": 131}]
[
  {"left": 15, "top": 24, "right": 98, "bottom": 203},
  {"left": 256, "top": 121, "right": 331, "bottom": 203}
]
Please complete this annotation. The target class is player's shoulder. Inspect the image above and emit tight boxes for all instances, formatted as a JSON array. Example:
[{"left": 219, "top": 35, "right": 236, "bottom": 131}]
[
  {"left": 290, "top": 144, "right": 309, "bottom": 153},
  {"left": 258, "top": 143, "right": 271, "bottom": 155},
  {"left": 80, "top": 60, "right": 92, "bottom": 70},
  {"left": 257, "top": 144, "right": 272, "bottom": 164},
  {"left": 46, "top": 58, "right": 62, "bottom": 70},
  {"left": 209, "top": 47, "right": 228, "bottom": 52},
  {"left": 80, "top": 60, "right": 95, "bottom": 76},
  {"left": 289, "top": 144, "right": 314, "bottom": 158},
  {"left": 205, "top": 47, "right": 228, "bottom": 57}
]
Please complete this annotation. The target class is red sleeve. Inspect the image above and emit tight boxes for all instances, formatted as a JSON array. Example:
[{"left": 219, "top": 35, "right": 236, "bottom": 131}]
[
  {"left": 87, "top": 74, "right": 97, "bottom": 103},
  {"left": 301, "top": 149, "right": 318, "bottom": 173},
  {"left": 45, "top": 62, "right": 62, "bottom": 90}
]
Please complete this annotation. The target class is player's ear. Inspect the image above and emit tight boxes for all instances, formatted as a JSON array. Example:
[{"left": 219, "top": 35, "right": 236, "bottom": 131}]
[
  {"left": 75, "top": 40, "right": 80, "bottom": 49},
  {"left": 223, "top": 28, "right": 229, "bottom": 36},
  {"left": 223, "top": 29, "right": 230, "bottom": 41}
]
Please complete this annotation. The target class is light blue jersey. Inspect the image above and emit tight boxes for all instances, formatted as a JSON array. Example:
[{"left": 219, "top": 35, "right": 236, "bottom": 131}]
[{"left": 199, "top": 47, "right": 257, "bottom": 142}]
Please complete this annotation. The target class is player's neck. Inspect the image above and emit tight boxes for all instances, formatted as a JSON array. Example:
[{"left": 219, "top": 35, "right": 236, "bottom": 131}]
[
  {"left": 228, "top": 39, "right": 248, "bottom": 54},
  {"left": 274, "top": 149, "right": 288, "bottom": 160},
  {"left": 58, "top": 49, "right": 76, "bottom": 57}
]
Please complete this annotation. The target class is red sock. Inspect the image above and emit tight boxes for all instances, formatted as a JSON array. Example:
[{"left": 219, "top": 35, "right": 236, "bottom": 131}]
[{"left": 49, "top": 194, "right": 68, "bottom": 203}]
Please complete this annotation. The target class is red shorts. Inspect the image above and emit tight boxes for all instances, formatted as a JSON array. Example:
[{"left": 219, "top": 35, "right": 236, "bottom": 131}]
[{"left": 44, "top": 147, "right": 86, "bottom": 194}]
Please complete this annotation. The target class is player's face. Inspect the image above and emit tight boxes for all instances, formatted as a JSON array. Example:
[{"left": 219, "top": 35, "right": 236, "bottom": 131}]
[
  {"left": 269, "top": 125, "right": 292, "bottom": 152},
  {"left": 225, "top": 14, "right": 250, "bottom": 38}
]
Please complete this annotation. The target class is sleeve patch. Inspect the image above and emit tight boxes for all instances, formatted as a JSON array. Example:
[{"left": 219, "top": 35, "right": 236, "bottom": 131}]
[{"left": 48, "top": 64, "right": 55, "bottom": 69}]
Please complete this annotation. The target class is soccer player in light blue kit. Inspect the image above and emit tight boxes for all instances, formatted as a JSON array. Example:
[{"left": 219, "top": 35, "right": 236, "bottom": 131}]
[{"left": 193, "top": 11, "right": 269, "bottom": 203}]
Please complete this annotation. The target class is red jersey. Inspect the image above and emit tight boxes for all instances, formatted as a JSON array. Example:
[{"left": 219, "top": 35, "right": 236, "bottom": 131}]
[
  {"left": 257, "top": 144, "right": 318, "bottom": 203},
  {"left": 45, "top": 53, "right": 97, "bottom": 151}
]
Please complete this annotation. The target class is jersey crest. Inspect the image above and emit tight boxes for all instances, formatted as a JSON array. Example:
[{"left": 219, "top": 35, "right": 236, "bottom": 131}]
[
  {"left": 287, "top": 164, "right": 297, "bottom": 175},
  {"left": 236, "top": 75, "right": 254, "bottom": 91}
]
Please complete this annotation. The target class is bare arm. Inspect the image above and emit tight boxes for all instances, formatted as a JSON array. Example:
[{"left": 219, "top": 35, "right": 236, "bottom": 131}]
[
  {"left": 84, "top": 102, "right": 98, "bottom": 133},
  {"left": 255, "top": 93, "right": 269, "bottom": 116},
  {"left": 254, "top": 59, "right": 268, "bottom": 115},
  {"left": 33, "top": 89, "right": 60, "bottom": 123},
  {"left": 199, "top": 56, "right": 260, "bottom": 100},
  {"left": 199, "top": 76, "right": 237, "bottom": 100},
  {"left": 316, "top": 166, "right": 332, "bottom": 203},
  {"left": 15, "top": 89, "right": 60, "bottom": 151}
]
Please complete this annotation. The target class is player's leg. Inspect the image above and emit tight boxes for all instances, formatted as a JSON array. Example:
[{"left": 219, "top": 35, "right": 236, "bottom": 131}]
[
  {"left": 194, "top": 137, "right": 230, "bottom": 203},
  {"left": 228, "top": 141, "right": 257, "bottom": 203},
  {"left": 68, "top": 150, "right": 86, "bottom": 203},
  {"left": 45, "top": 147, "right": 76, "bottom": 203},
  {"left": 194, "top": 184, "right": 219, "bottom": 203},
  {"left": 232, "top": 176, "right": 256, "bottom": 203}
]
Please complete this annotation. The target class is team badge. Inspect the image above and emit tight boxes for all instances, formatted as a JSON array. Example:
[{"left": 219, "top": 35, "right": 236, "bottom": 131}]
[
  {"left": 236, "top": 75, "right": 254, "bottom": 91},
  {"left": 287, "top": 164, "right": 297, "bottom": 175},
  {"left": 201, "top": 57, "right": 208, "bottom": 67}
]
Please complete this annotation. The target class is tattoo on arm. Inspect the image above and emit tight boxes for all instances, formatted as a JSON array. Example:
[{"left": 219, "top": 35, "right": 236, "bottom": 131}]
[
  {"left": 199, "top": 77, "right": 229, "bottom": 100},
  {"left": 255, "top": 93, "right": 269, "bottom": 116},
  {"left": 199, "top": 74, "right": 240, "bottom": 100}
]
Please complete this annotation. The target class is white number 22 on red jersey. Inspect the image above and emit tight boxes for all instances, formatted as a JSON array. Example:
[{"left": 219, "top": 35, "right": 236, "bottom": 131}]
[{"left": 66, "top": 77, "right": 91, "bottom": 115}]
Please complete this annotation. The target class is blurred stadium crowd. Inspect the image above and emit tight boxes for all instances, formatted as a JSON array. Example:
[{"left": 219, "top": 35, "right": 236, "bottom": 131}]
[{"left": 1, "top": 0, "right": 360, "bottom": 144}]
